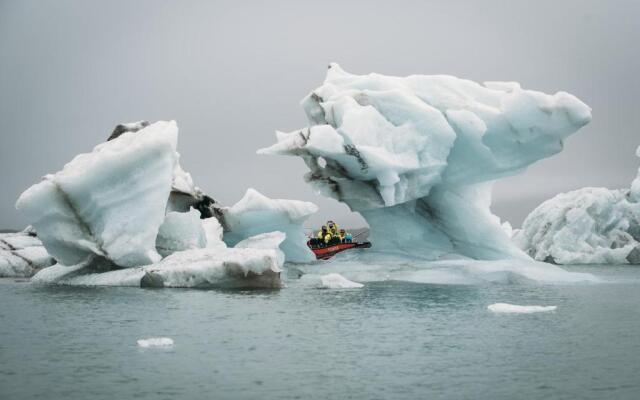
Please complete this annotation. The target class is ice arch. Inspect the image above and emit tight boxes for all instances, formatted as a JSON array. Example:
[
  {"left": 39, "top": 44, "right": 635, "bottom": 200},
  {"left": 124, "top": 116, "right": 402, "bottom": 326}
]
[{"left": 260, "top": 64, "right": 592, "bottom": 261}]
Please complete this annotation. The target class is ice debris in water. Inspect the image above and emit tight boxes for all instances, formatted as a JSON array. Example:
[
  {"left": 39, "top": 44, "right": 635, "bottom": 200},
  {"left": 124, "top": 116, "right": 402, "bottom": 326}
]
[
  {"left": 514, "top": 145, "right": 640, "bottom": 265},
  {"left": 0, "top": 227, "right": 55, "bottom": 277},
  {"left": 260, "top": 63, "right": 592, "bottom": 263},
  {"left": 320, "top": 273, "right": 364, "bottom": 289},
  {"left": 488, "top": 303, "right": 557, "bottom": 313},
  {"left": 137, "top": 337, "right": 174, "bottom": 348}
]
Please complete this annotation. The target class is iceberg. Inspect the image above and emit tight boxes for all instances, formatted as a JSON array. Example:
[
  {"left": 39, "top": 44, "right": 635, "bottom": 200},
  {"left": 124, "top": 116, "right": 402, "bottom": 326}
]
[
  {"left": 0, "top": 227, "right": 55, "bottom": 277},
  {"left": 260, "top": 64, "right": 592, "bottom": 261},
  {"left": 514, "top": 146, "right": 640, "bottom": 264},
  {"left": 221, "top": 188, "right": 318, "bottom": 263},
  {"left": 15, "top": 120, "right": 312, "bottom": 289},
  {"left": 16, "top": 121, "right": 179, "bottom": 268}
]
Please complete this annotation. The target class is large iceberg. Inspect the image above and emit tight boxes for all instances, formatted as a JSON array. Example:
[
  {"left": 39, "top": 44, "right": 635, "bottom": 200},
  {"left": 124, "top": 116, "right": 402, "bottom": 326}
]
[
  {"left": 513, "top": 146, "right": 640, "bottom": 264},
  {"left": 16, "top": 121, "right": 179, "bottom": 268},
  {"left": 16, "top": 120, "right": 312, "bottom": 287},
  {"left": 0, "top": 227, "right": 55, "bottom": 277},
  {"left": 260, "top": 64, "right": 592, "bottom": 261}
]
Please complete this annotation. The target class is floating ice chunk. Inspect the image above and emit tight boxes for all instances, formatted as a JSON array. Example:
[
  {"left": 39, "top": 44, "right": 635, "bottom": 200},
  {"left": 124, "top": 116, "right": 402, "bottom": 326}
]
[
  {"left": 0, "top": 228, "right": 55, "bottom": 277},
  {"left": 319, "top": 273, "right": 364, "bottom": 289},
  {"left": 515, "top": 145, "right": 640, "bottom": 265},
  {"left": 260, "top": 64, "right": 591, "bottom": 262},
  {"left": 488, "top": 303, "right": 557, "bottom": 313},
  {"left": 155, "top": 209, "right": 206, "bottom": 257},
  {"left": 222, "top": 189, "right": 318, "bottom": 263},
  {"left": 16, "top": 121, "right": 179, "bottom": 268},
  {"left": 137, "top": 337, "right": 174, "bottom": 348},
  {"left": 515, "top": 187, "right": 640, "bottom": 265}
]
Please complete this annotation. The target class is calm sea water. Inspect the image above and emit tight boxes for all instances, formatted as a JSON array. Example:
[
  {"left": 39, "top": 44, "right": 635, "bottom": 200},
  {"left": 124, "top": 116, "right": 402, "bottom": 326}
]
[{"left": 1, "top": 265, "right": 639, "bottom": 400}]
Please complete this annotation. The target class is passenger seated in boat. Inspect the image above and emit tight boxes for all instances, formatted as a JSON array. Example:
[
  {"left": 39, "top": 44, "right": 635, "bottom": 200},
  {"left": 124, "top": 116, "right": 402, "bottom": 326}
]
[
  {"left": 338, "top": 229, "right": 346, "bottom": 242},
  {"left": 344, "top": 232, "right": 353, "bottom": 243}
]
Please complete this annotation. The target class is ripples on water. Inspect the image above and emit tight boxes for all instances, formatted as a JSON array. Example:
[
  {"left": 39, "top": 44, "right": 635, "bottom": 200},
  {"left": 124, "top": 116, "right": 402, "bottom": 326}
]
[{"left": 1, "top": 264, "right": 639, "bottom": 400}]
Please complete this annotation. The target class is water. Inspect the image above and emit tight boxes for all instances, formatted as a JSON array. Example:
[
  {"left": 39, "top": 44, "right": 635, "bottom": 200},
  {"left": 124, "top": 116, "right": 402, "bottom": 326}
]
[{"left": 1, "top": 265, "right": 639, "bottom": 400}]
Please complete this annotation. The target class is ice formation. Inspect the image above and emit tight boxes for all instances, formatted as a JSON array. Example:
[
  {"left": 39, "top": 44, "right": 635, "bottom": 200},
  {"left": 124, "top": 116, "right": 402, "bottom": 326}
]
[
  {"left": 16, "top": 121, "right": 179, "bottom": 268},
  {"left": 0, "top": 227, "right": 55, "bottom": 277},
  {"left": 156, "top": 209, "right": 207, "bottom": 257},
  {"left": 17, "top": 120, "right": 311, "bottom": 288},
  {"left": 319, "top": 273, "right": 364, "bottom": 289},
  {"left": 514, "top": 146, "right": 640, "bottom": 264},
  {"left": 234, "top": 231, "right": 286, "bottom": 267},
  {"left": 221, "top": 188, "right": 318, "bottom": 263},
  {"left": 31, "top": 245, "right": 283, "bottom": 289},
  {"left": 137, "top": 337, "right": 174, "bottom": 348},
  {"left": 487, "top": 303, "right": 557, "bottom": 313},
  {"left": 260, "top": 64, "right": 592, "bottom": 261}
]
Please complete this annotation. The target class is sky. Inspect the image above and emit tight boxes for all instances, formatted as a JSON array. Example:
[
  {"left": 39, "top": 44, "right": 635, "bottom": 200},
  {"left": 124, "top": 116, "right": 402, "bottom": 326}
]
[{"left": 1, "top": 0, "right": 639, "bottom": 229}]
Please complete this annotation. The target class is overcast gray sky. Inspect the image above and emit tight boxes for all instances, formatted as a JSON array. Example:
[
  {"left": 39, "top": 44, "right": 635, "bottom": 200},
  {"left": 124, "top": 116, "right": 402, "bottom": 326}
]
[{"left": 1, "top": 0, "right": 639, "bottom": 229}]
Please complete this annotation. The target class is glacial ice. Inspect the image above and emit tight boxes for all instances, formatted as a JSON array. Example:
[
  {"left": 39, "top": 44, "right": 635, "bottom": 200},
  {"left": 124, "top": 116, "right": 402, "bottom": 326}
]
[
  {"left": 156, "top": 209, "right": 207, "bottom": 257},
  {"left": 0, "top": 227, "right": 55, "bottom": 277},
  {"left": 488, "top": 303, "right": 557, "bottom": 313},
  {"left": 16, "top": 119, "right": 315, "bottom": 288},
  {"left": 319, "top": 273, "right": 364, "bottom": 289},
  {"left": 234, "top": 231, "right": 286, "bottom": 267},
  {"left": 16, "top": 121, "right": 179, "bottom": 268},
  {"left": 514, "top": 147, "right": 640, "bottom": 264},
  {"left": 260, "top": 64, "right": 592, "bottom": 262},
  {"left": 137, "top": 337, "right": 174, "bottom": 348},
  {"left": 221, "top": 188, "right": 318, "bottom": 263},
  {"left": 31, "top": 245, "right": 283, "bottom": 289}
]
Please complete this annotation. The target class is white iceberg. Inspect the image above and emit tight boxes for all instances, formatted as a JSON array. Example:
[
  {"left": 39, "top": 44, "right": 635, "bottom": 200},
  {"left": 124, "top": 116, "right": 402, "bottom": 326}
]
[
  {"left": 488, "top": 303, "right": 557, "bottom": 313},
  {"left": 0, "top": 227, "right": 55, "bottom": 277},
  {"left": 514, "top": 146, "right": 640, "bottom": 264},
  {"left": 16, "top": 121, "right": 179, "bottom": 268},
  {"left": 221, "top": 188, "right": 318, "bottom": 263},
  {"left": 260, "top": 64, "right": 591, "bottom": 263},
  {"left": 137, "top": 337, "right": 174, "bottom": 347}
]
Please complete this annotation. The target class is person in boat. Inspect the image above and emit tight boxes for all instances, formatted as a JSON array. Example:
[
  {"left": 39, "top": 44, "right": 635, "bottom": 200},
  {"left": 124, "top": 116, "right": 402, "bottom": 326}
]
[
  {"left": 327, "top": 220, "right": 338, "bottom": 237},
  {"left": 344, "top": 231, "right": 353, "bottom": 243},
  {"left": 338, "top": 229, "right": 346, "bottom": 242}
]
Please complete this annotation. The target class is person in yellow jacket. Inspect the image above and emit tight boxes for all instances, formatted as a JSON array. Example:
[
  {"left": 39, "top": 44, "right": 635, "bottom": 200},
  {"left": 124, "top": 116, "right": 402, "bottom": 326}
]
[
  {"left": 327, "top": 220, "right": 339, "bottom": 237},
  {"left": 317, "top": 225, "right": 327, "bottom": 240}
]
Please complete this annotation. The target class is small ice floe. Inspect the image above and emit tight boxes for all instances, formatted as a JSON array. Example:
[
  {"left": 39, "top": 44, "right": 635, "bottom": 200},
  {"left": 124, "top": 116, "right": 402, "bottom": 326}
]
[
  {"left": 137, "top": 337, "right": 174, "bottom": 348},
  {"left": 320, "top": 273, "right": 364, "bottom": 289},
  {"left": 488, "top": 303, "right": 557, "bottom": 314}
]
